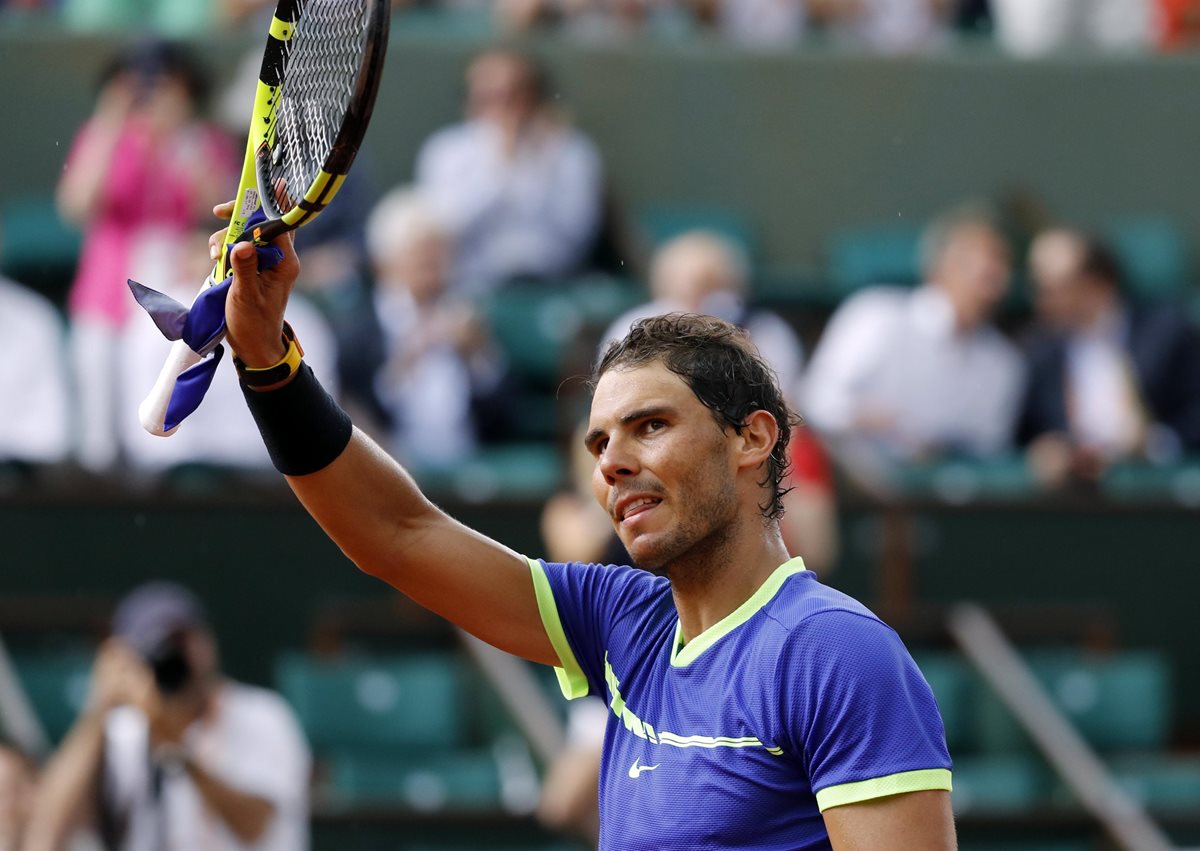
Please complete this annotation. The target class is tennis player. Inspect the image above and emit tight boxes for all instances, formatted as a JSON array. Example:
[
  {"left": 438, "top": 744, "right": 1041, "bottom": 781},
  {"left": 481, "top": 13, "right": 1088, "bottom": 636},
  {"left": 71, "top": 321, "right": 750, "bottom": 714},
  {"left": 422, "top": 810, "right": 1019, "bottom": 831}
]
[{"left": 220, "top": 222, "right": 955, "bottom": 849}]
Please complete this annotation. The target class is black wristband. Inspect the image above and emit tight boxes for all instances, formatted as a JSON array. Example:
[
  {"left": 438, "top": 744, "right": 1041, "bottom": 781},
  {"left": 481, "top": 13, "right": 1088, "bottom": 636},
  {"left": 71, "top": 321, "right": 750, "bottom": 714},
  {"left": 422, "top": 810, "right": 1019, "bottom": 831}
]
[{"left": 241, "top": 362, "right": 352, "bottom": 476}]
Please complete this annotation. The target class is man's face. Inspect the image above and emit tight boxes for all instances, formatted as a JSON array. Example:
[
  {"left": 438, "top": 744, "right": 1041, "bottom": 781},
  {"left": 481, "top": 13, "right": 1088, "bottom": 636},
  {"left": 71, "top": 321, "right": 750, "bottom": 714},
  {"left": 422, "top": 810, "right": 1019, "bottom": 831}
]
[
  {"left": 585, "top": 362, "right": 739, "bottom": 572},
  {"left": 466, "top": 54, "right": 536, "bottom": 127},
  {"left": 1029, "top": 231, "right": 1092, "bottom": 330},
  {"left": 933, "top": 223, "right": 1011, "bottom": 328}
]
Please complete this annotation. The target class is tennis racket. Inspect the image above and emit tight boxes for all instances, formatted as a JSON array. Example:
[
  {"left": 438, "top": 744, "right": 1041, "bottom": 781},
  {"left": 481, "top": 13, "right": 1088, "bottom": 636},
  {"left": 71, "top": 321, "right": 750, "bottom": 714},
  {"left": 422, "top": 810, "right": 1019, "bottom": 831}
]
[{"left": 132, "top": 0, "right": 389, "bottom": 436}]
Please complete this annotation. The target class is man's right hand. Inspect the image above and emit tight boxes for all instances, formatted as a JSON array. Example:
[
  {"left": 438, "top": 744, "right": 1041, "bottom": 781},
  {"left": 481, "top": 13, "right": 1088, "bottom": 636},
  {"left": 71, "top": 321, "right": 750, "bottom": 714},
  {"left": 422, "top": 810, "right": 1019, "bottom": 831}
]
[
  {"left": 87, "top": 639, "right": 156, "bottom": 715},
  {"left": 209, "top": 201, "right": 301, "bottom": 369}
]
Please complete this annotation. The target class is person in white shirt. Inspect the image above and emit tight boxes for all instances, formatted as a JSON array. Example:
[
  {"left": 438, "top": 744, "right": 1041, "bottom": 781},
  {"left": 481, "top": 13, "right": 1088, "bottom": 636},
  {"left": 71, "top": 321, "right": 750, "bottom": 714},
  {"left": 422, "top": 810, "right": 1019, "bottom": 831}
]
[
  {"left": 365, "top": 188, "right": 511, "bottom": 468},
  {"left": 25, "top": 582, "right": 311, "bottom": 851},
  {"left": 0, "top": 276, "right": 70, "bottom": 466},
  {"left": 414, "top": 49, "right": 604, "bottom": 296},
  {"left": 804, "top": 206, "right": 1024, "bottom": 464},
  {"left": 989, "top": 0, "right": 1158, "bottom": 57}
]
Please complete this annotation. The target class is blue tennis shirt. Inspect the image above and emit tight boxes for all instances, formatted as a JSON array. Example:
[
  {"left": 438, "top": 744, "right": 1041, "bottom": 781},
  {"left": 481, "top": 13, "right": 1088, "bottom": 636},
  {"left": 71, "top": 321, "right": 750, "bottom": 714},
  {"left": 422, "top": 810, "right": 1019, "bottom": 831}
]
[{"left": 529, "top": 556, "right": 952, "bottom": 850}]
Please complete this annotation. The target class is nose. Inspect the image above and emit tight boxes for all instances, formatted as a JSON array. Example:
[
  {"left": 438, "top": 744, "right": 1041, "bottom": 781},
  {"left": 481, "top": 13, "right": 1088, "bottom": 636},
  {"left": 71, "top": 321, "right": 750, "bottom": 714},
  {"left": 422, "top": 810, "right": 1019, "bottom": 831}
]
[{"left": 597, "top": 436, "right": 639, "bottom": 487}]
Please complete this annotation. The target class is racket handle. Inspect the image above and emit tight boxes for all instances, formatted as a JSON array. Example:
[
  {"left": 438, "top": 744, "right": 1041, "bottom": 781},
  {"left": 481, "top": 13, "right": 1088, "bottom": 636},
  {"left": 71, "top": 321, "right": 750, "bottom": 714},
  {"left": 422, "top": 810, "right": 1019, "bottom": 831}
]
[{"left": 139, "top": 338, "right": 204, "bottom": 437}]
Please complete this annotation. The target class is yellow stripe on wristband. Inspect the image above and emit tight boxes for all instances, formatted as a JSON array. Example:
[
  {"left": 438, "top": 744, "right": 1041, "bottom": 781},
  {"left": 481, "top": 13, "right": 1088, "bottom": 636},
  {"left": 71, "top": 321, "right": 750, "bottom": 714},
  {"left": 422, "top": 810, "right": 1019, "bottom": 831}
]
[{"left": 235, "top": 322, "right": 305, "bottom": 391}]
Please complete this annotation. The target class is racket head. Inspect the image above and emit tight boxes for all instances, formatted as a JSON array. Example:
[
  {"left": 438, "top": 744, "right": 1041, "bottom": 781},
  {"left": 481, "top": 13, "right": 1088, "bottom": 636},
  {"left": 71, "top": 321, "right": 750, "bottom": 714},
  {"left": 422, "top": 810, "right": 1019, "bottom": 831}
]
[{"left": 217, "top": 0, "right": 389, "bottom": 275}]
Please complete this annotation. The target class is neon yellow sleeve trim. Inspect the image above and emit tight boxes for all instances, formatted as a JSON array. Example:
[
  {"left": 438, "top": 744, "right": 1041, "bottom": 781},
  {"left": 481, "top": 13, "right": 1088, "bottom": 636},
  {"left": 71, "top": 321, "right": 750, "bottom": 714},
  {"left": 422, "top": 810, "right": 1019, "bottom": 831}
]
[
  {"left": 527, "top": 558, "right": 590, "bottom": 700},
  {"left": 815, "top": 768, "right": 952, "bottom": 812}
]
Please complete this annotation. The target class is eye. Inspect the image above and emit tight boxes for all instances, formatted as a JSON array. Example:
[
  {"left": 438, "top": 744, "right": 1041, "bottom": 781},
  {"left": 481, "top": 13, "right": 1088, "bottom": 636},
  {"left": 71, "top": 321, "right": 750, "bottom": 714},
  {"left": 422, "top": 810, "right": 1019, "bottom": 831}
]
[
  {"left": 645, "top": 419, "right": 668, "bottom": 434},
  {"left": 590, "top": 438, "right": 608, "bottom": 457}
]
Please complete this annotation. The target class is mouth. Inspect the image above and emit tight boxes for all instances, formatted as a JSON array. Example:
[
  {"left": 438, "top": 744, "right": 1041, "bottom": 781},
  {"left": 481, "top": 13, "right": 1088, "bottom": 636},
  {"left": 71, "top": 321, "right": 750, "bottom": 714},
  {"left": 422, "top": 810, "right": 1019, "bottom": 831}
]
[{"left": 614, "top": 494, "right": 663, "bottom": 525}]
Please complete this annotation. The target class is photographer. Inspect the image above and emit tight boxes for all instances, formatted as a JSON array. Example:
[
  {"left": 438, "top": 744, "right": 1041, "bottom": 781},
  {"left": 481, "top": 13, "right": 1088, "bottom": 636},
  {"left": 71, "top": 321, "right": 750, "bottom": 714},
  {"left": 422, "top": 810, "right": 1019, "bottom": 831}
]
[{"left": 23, "top": 583, "right": 310, "bottom": 851}]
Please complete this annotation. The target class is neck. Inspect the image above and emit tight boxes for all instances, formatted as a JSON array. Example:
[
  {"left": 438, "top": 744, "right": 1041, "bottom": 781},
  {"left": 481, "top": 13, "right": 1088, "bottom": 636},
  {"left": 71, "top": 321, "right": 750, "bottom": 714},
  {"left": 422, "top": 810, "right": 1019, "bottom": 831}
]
[{"left": 668, "top": 520, "right": 791, "bottom": 644}]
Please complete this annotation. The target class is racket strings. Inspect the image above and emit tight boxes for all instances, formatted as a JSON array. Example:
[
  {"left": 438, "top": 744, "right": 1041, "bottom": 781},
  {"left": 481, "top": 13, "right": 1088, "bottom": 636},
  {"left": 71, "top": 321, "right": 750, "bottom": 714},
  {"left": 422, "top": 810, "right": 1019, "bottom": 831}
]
[{"left": 270, "top": 0, "right": 369, "bottom": 211}]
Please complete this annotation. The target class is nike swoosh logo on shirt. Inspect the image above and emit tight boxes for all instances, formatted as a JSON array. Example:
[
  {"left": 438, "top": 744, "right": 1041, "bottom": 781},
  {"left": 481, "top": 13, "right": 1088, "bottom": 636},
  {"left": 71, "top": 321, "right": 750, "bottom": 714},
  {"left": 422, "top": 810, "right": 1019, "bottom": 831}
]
[{"left": 628, "top": 757, "right": 661, "bottom": 778}]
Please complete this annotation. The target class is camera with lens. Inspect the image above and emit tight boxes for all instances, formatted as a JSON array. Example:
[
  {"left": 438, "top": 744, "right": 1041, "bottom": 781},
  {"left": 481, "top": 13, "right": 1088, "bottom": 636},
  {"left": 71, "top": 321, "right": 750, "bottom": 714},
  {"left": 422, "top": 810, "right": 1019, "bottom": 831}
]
[{"left": 144, "top": 630, "right": 193, "bottom": 695}]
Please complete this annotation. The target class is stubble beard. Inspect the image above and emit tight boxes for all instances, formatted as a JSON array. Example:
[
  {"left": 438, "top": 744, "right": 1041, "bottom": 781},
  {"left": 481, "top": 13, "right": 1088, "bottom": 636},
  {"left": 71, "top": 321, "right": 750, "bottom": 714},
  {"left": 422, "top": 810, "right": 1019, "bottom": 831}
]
[{"left": 628, "top": 463, "right": 741, "bottom": 588}]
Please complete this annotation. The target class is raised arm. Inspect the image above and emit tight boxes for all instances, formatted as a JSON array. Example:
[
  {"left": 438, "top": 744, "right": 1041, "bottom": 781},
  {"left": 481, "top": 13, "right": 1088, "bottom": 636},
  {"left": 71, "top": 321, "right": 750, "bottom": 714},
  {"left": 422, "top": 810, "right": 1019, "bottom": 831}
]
[{"left": 221, "top": 218, "right": 557, "bottom": 666}]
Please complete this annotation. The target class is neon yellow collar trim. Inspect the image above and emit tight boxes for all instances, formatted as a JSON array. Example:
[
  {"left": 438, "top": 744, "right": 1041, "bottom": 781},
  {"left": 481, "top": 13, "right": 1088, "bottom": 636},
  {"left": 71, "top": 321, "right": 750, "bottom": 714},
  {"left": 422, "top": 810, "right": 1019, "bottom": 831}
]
[{"left": 669, "top": 556, "right": 808, "bottom": 668}]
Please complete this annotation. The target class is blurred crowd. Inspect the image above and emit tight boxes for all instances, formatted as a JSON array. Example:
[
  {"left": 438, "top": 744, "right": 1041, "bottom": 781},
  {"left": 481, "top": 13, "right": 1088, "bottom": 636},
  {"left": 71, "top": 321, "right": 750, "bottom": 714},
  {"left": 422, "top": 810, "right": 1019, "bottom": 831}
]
[
  {"left": 2, "top": 38, "right": 1200, "bottom": 505},
  {"left": 4, "top": 0, "right": 1200, "bottom": 54}
]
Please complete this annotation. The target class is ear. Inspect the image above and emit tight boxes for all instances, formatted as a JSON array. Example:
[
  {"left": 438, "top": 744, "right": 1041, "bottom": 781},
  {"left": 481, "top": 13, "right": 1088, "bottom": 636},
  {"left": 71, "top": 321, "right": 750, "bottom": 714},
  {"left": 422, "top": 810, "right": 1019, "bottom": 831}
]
[{"left": 734, "top": 410, "right": 779, "bottom": 473}]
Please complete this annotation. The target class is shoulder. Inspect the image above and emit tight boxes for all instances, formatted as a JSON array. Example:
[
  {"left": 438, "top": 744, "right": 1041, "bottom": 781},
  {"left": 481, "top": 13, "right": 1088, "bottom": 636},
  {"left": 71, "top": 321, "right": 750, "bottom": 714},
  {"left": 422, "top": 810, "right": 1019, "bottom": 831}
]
[
  {"left": 759, "top": 576, "right": 913, "bottom": 681},
  {"left": 221, "top": 681, "right": 303, "bottom": 728},
  {"left": 538, "top": 559, "right": 668, "bottom": 602},
  {"left": 761, "top": 572, "right": 881, "bottom": 635}
]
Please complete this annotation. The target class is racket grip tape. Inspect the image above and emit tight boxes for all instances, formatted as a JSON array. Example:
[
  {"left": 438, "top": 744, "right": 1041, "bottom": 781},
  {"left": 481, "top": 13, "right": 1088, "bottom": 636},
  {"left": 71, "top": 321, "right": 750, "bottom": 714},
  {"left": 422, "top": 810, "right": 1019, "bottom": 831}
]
[{"left": 138, "top": 339, "right": 206, "bottom": 437}]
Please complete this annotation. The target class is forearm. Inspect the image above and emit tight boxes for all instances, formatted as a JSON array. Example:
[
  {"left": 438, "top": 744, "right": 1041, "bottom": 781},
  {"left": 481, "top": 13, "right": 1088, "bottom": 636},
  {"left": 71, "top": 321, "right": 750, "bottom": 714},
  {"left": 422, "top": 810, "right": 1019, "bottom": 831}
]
[
  {"left": 184, "top": 759, "right": 275, "bottom": 844},
  {"left": 22, "top": 711, "right": 107, "bottom": 851},
  {"left": 57, "top": 122, "right": 123, "bottom": 224}
]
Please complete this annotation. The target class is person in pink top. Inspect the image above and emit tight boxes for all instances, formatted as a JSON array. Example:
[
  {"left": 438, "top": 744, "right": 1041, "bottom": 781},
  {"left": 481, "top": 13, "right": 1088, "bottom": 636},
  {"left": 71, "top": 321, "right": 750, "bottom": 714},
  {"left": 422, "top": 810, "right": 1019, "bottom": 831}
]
[{"left": 58, "top": 41, "right": 235, "bottom": 471}]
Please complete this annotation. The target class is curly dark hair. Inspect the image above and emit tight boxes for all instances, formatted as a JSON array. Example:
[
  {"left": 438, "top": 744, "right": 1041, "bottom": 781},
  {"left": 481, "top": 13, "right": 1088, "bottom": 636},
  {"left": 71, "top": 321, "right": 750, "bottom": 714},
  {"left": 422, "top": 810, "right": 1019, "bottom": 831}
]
[{"left": 591, "top": 313, "right": 798, "bottom": 521}]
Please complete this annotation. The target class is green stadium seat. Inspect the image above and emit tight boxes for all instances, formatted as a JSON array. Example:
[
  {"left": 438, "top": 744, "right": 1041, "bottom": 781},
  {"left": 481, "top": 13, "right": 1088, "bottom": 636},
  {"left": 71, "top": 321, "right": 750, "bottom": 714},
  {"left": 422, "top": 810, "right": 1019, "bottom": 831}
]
[
  {"left": 486, "top": 289, "right": 587, "bottom": 389},
  {"left": 11, "top": 651, "right": 93, "bottom": 744},
  {"left": 976, "top": 650, "right": 1171, "bottom": 754},
  {"left": 1105, "top": 217, "right": 1188, "bottom": 302},
  {"left": 1101, "top": 459, "right": 1200, "bottom": 508},
  {"left": 414, "top": 445, "right": 563, "bottom": 504},
  {"left": 392, "top": 6, "right": 496, "bottom": 38},
  {"left": 0, "top": 196, "right": 81, "bottom": 296},
  {"left": 60, "top": 0, "right": 140, "bottom": 30},
  {"left": 566, "top": 275, "right": 643, "bottom": 329},
  {"left": 276, "top": 652, "right": 468, "bottom": 750},
  {"left": 1109, "top": 754, "right": 1200, "bottom": 811},
  {"left": 950, "top": 754, "right": 1050, "bottom": 815},
  {"left": 324, "top": 747, "right": 502, "bottom": 810},
  {"left": 959, "top": 843, "right": 1092, "bottom": 851},
  {"left": 911, "top": 652, "right": 975, "bottom": 754},
  {"left": 635, "top": 206, "right": 756, "bottom": 256},
  {"left": 890, "top": 457, "right": 1037, "bottom": 504},
  {"left": 827, "top": 224, "right": 923, "bottom": 295}
]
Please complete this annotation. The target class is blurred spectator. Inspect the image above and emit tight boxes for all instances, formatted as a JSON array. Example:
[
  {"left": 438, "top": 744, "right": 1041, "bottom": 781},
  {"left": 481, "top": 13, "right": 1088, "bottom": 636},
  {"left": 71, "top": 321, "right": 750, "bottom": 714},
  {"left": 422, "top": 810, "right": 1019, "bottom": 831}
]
[
  {"left": 496, "top": 0, "right": 654, "bottom": 36},
  {"left": 118, "top": 232, "right": 339, "bottom": 474},
  {"left": 535, "top": 693, "right": 606, "bottom": 846},
  {"left": 809, "top": 0, "right": 950, "bottom": 52},
  {"left": 1019, "top": 229, "right": 1200, "bottom": 487},
  {"left": 0, "top": 744, "right": 36, "bottom": 851},
  {"left": 804, "top": 205, "right": 1024, "bottom": 462},
  {"left": 686, "top": 0, "right": 808, "bottom": 46},
  {"left": 24, "top": 582, "right": 310, "bottom": 851},
  {"left": 989, "top": 0, "right": 1158, "bottom": 55},
  {"left": 365, "top": 188, "right": 513, "bottom": 467},
  {"left": 601, "top": 230, "right": 805, "bottom": 403},
  {"left": 414, "top": 49, "right": 604, "bottom": 296},
  {"left": 0, "top": 274, "right": 70, "bottom": 466},
  {"left": 56, "top": 42, "right": 235, "bottom": 472}
]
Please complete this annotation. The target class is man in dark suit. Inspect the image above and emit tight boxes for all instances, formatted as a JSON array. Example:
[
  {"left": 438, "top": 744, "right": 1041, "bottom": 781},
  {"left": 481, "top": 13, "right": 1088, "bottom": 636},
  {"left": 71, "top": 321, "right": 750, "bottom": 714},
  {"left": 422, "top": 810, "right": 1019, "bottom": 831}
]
[{"left": 1019, "top": 228, "right": 1200, "bottom": 486}]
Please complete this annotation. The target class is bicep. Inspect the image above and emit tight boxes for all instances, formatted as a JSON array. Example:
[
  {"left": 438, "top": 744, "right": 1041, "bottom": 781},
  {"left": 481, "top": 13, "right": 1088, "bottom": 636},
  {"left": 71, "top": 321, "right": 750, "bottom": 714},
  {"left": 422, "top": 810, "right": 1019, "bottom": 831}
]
[
  {"left": 288, "top": 429, "right": 557, "bottom": 666},
  {"left": 823, "top": 790, "right": 955, "bottom": 851}
]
